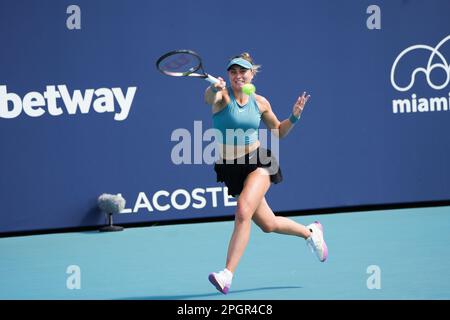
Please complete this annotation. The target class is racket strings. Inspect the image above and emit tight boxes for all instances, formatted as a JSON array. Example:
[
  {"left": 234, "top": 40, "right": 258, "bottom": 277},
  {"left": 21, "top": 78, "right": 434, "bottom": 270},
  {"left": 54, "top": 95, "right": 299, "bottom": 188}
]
[{"left": 158, "top": 53, "right": 201, "bottom": 76}]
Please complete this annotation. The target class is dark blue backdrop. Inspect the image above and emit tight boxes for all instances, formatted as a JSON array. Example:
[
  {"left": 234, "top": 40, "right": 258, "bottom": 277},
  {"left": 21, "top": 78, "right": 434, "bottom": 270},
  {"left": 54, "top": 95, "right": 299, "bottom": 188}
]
[{"left": 1, "top": 0, "right": 449, "bottom": 233}]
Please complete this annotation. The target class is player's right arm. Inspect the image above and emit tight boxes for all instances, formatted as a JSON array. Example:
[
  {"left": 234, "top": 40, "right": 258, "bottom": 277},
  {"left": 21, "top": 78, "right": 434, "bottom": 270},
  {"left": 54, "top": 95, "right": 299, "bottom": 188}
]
[{"left": 204, "top": 77, "right": 229, "bottom": 112}]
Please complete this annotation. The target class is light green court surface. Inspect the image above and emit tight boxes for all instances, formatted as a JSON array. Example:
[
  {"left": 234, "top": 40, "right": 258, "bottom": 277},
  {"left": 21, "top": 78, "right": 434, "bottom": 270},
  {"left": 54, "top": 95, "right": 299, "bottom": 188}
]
[{"left": 1, "top": 206, "right": 449, "bottom": 299}]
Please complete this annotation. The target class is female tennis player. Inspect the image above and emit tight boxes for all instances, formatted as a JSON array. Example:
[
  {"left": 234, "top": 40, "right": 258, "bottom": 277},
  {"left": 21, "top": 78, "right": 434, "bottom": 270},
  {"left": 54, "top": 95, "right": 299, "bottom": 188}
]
[{"left": 205, "top": 53, "right": 328, "bottom": 294}]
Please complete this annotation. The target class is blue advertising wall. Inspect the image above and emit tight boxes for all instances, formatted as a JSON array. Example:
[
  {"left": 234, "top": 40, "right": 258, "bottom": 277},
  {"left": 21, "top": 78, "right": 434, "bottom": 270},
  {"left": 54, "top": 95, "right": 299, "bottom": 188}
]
[{"left": 1, "top": 0, "right": 449, "bottom": 234}]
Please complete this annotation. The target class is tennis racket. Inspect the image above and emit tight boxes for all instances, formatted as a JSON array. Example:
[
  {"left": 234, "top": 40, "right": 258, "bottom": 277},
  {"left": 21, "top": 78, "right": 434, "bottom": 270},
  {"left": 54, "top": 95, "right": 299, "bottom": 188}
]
[{"left": 156, "top": 49, "right": 220, "bottom": 84}]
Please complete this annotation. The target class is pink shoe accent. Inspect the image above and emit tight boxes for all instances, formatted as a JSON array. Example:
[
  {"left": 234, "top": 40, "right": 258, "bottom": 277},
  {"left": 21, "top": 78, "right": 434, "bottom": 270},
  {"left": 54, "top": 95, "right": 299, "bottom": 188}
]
[
  {"left": 315, "top": 221, "right": 328, "bottom": 262},
  {"left": 322, "top": 241, "right": 328, "bottom": 262}
]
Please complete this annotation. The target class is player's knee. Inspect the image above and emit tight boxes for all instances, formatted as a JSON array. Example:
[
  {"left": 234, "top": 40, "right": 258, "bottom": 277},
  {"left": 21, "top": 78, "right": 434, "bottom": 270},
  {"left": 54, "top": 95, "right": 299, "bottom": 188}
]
[
  {"left": 259, "top": 221, "right": 277, "bottom": 233},
  {"left": 235, "top": 199, "right": 253, "bottom": 223}
]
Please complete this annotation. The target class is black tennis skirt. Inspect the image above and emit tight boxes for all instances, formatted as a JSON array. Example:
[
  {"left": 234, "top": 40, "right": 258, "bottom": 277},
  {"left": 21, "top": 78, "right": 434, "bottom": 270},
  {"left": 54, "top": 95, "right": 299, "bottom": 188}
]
[{"left": 214, "top": 147, "right": 283, "bottom": 197}]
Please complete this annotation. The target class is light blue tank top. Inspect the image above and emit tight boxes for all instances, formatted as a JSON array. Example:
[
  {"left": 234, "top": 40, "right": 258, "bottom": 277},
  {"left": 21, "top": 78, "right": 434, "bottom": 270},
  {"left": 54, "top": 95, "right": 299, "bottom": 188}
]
[{"left": 212, "top": 88, "right": 262, "bottom": 145}]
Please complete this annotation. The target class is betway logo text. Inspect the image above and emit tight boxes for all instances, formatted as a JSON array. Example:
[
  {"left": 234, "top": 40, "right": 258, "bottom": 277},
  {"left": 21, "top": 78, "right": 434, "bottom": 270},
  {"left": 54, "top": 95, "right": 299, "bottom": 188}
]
[{"left": 0, "top": 85, "right": 137, "bottom": 121}]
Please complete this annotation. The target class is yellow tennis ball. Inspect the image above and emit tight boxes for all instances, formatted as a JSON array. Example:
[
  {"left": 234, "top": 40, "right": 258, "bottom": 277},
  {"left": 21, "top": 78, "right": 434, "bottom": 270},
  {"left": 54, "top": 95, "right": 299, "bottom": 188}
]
[{"left": 242, "top": 83, "right": 256, "bottom": 95}]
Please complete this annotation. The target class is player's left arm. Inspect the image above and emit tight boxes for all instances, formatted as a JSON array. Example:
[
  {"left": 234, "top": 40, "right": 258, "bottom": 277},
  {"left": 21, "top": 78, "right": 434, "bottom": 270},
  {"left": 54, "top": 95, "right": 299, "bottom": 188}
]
[{"left": 258, "top": 92, "right": 310, "bottom": 139}]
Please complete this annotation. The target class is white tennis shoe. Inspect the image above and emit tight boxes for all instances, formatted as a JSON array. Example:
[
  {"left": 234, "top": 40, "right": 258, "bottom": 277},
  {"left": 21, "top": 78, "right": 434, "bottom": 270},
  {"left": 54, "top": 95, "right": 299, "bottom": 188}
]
[
  {"left": 306, "top": 221, "right": 328, "bottom": 262},
  {"left": 208, "top": 268, "right": 233, "bottom": 294}
]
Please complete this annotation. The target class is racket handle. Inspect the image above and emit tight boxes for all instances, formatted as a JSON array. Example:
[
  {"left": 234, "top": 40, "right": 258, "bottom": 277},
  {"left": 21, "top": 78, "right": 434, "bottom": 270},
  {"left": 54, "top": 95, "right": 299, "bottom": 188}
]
[{"left": 205, "top": 74, "right": 220, "bottom": 84}]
